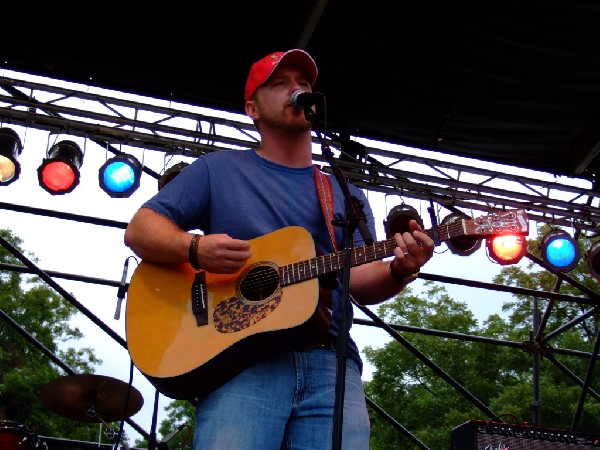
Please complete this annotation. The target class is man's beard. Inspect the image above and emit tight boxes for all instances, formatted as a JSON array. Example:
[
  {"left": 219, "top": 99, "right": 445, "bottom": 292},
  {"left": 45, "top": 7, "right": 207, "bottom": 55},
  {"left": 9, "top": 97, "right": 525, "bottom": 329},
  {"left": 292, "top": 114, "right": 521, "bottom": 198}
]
[{"left": 259, "top": 107, "right": 312, "bottom": 133}]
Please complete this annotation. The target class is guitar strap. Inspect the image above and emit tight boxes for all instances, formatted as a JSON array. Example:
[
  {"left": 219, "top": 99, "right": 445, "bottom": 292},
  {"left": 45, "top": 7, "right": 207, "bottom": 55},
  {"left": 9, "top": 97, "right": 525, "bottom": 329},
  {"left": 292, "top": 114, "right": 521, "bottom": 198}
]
[
  {"left": 314, "top": 166, "right": 338, "bottom": 252},
  {"left": 309, "top": 165, "right": 337, "bottom": 344}
]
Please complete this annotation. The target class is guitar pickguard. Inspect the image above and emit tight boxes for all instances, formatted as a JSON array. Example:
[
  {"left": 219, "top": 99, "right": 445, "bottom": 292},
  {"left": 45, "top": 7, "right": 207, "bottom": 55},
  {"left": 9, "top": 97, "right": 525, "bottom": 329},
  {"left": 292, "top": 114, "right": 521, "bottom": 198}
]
[{"left": 213, "top": 291, "right": 283, "bottom": 333}]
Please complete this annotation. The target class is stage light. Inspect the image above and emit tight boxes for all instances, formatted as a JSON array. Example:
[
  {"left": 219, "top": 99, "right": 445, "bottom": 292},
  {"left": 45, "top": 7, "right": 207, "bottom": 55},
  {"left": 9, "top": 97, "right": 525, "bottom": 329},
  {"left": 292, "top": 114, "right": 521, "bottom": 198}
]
[
  {"left": 441, "top": 212, "right": 482, "bottom": 256},
  {"left": 587, "top": 241, "right": 600, "bottom": 282},
  {"left": 158, "top": 161, "right": 189, "bottom": 190},
  {"left": 487, "top": 234, "right": 527, "bottom": 265},
  {"left": 99, "top": 154, "right": 142, "bottom": 198},
  {"left": 539, "top": 229, "right": 580, "bottom": 272},
  {"left": 37, "top": 140, "right": 83, "bottom": 195},
  {"left": 384, "top": 204, "right": 424, "bottom": 238},
  {"left": 0, "top": 128, "right": 23, "bottom": 186}
]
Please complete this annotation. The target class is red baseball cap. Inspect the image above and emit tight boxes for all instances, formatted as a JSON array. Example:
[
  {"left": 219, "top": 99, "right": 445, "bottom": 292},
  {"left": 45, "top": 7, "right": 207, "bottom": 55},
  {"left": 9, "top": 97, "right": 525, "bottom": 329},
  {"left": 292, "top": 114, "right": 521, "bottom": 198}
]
[{"left": 244, "top": 49, "right": 318, "bottom": 102}]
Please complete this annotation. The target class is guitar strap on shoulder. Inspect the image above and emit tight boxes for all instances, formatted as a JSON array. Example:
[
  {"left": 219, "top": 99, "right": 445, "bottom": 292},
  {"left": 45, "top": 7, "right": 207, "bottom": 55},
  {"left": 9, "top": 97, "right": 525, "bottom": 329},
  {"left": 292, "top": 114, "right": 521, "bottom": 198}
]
[
  {"left": 311, "top": 166, "right": 337, "bottom": 343},
  {"left": 314, "top": 165, "right": 338, "bottom": 252}
]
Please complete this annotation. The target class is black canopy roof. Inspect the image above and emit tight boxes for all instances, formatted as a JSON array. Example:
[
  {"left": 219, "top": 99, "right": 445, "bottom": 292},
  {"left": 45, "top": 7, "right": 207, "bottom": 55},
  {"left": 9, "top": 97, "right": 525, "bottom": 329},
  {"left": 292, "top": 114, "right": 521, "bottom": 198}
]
[{"left": 2, "top": 0, "right": 600, "bottom": 180}]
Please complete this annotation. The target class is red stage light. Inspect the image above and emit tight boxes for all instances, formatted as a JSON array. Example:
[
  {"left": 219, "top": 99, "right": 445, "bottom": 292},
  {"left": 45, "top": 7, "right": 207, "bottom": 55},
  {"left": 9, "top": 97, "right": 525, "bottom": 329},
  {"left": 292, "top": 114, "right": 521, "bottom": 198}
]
[
  {"left": 487, "top": 234, "right": 527, "bottom": 265},
  {"left": 37, "top": 140, "right": 83, "bottom": 195},
  {"left": 40, "top": 161, "right": 77, "bottom": 191}
]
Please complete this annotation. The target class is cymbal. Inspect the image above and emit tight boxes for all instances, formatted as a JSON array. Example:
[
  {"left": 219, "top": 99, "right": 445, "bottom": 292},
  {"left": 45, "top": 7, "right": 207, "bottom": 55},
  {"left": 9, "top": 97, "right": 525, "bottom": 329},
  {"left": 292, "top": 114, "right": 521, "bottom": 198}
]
[{"left": 41, "top": 374, "right": 143, "bottom": 423}]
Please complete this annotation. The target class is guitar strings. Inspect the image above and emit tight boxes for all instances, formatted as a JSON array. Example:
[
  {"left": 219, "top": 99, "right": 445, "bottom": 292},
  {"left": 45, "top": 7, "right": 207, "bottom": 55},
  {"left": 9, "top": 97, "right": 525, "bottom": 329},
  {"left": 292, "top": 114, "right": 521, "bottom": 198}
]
[
  {"left": 238, "top": 218, "right": 485, "bottom": 295},
  {"left": 240, "top": 239, "right": 398, "bottom": 296}
]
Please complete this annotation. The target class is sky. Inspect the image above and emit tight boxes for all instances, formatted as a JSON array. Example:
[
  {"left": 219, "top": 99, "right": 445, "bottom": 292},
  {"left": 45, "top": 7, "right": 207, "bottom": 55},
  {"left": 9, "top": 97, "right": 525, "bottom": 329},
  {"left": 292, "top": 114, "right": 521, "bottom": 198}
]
[{"left": 0, "top": 68, "right": 565, "bottom": 445}]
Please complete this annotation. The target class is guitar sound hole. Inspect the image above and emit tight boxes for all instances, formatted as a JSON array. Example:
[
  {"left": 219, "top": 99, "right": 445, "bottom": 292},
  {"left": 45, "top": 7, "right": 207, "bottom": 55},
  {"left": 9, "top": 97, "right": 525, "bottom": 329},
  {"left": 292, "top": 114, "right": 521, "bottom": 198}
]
[{"left": 239, "top": 265, "right": 280, "bottom": 302}]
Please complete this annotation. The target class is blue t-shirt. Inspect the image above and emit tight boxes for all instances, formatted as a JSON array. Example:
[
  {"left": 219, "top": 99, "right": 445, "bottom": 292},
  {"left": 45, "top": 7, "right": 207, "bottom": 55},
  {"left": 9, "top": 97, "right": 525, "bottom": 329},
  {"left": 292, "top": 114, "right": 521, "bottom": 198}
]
[{"left": 143, "top": 149, "right": 377, "bottom": 370}]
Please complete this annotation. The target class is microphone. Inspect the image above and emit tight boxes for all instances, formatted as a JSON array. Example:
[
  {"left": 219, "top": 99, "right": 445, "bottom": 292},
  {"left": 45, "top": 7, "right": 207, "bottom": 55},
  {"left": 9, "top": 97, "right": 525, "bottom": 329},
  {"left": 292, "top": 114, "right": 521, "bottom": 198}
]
[
  {"left": 290, "top": 90, "right": 324, "bottom": 109},
  {"left": 114, "top": 258, "right": 130, "bottom": 320}
]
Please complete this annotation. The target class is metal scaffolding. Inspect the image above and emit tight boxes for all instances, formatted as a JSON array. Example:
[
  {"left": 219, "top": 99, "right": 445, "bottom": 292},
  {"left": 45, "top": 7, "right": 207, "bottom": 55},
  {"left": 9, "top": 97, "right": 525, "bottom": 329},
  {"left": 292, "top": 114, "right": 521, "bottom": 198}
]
[{"left": 1, "top": 73, "right": 599, "bottom": 232}]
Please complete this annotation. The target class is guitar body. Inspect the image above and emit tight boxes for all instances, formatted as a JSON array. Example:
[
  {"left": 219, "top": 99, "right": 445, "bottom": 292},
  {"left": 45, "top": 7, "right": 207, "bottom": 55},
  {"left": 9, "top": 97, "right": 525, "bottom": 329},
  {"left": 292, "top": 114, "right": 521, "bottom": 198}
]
[{"left": 126, "top": 226, "right": 319, "bottom": 399}]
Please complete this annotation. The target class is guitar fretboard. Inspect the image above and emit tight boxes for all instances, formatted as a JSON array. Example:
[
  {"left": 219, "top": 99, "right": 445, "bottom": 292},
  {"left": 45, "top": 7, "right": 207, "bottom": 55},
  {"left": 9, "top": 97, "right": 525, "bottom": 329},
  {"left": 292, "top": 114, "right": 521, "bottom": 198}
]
[
  {"left": 280, "top": 238, "right": 398, "bottom": 286},
  {"left": 278, "top": 220, "right": 467, "bottom": 286}
]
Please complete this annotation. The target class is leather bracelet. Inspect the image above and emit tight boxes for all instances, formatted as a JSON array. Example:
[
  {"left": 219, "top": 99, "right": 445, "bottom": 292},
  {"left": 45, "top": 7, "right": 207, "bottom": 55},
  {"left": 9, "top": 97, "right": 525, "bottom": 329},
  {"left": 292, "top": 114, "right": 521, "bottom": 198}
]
[
  {"left": 389, "top": 260, "right": 419, "bottom": 285},
  {"left": 189, "top": 234, "right": 202, "bottom": 271}
]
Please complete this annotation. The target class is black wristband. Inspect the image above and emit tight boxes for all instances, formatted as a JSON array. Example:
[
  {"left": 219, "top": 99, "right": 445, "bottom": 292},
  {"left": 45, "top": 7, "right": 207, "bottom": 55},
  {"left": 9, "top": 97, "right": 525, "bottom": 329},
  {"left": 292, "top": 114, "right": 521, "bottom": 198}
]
[
  {"left": 189, "top": 234, "right": 201, "bottom": 271},
  {"left": 389, "top": 260, "right": 419, "bottom": 285}
]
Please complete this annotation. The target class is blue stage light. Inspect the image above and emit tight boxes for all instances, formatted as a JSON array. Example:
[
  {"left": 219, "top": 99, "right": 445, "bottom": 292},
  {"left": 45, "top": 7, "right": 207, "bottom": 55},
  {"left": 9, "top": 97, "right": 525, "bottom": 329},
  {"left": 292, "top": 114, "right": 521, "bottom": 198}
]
[
  {"left": 540, "top": 230, "right": 579, "bottom": 272},
  {"left": 99, "top": 154, "right": 142, "bottom": 198}
]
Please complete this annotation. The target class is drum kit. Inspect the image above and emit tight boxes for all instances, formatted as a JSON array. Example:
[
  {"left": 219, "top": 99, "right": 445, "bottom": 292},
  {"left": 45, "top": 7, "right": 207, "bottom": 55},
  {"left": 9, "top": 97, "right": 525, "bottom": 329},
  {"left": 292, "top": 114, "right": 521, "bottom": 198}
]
[{"left": 1, "top": 374, "right": 143, "bottom": 450}]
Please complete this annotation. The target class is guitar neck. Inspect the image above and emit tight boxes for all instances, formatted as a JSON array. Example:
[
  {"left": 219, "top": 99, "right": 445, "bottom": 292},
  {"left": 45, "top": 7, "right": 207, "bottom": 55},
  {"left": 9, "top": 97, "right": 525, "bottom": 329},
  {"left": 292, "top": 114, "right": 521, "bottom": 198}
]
[
  {"left": 279, "top": 237, "right": 393, "bottom": 287},
  {"left": 279, "top": 221, "right": 459, "bottom": 287},
  {"left": 279, "top": 209, "right": 528, "bottom": 287}
]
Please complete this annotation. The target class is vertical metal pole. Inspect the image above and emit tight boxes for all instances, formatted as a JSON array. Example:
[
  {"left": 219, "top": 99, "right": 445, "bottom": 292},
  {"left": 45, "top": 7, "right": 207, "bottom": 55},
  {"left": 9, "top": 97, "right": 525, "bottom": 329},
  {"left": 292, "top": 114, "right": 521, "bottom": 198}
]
[
  {"left": 148, "top": 389, "right": 160, "bottom": 450},
  {"left": 531, "top": 297, "right": 541, "bottom": 425},
  {"left": 571, "top": 327, "right": 600, "bottom": 432}
]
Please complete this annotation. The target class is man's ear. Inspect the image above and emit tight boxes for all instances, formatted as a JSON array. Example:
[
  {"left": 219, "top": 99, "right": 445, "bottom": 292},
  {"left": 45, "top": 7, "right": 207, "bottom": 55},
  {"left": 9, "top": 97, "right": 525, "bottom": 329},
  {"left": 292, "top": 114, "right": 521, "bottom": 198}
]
[{"left": 245, "top": 100, "right": 260, "bottom": 121}]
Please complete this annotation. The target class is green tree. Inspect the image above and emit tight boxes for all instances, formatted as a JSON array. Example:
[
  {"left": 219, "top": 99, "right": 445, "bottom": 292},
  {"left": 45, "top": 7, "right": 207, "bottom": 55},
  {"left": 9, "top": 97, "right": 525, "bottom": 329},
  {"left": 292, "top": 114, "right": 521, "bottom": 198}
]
[
  {"left": 364, "top": 284, "right": 494, "bottom": 449},
  {"left": 134, "top": 400, "right": 195, "bottom": 450},
  {"left": 490, "top": 226, "right": 600, "bottom": 432},
  {"left": 0, "top": 229, "right": 108, "bottom": 444},
  {"left": 364, "top": 227, "right": 600, "bottom": 449}
]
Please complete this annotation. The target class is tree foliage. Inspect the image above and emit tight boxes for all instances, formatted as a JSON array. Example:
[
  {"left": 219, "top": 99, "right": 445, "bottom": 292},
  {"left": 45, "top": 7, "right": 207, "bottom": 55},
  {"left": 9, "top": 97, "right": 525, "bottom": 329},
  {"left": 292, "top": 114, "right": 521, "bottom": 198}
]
[
  {"left": 364, "top": 227, "right": 600, "bottom": 449},
  {"left": 0, "top": 229, "right": 108, "bottom": 445},
  {"left": 134, "top": 400, "right": 195, "bottom": 450}
]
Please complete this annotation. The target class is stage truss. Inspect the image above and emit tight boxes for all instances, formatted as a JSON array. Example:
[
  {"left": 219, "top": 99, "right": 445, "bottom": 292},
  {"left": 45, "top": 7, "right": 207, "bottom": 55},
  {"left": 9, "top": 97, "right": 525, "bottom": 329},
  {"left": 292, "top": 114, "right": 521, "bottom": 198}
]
[{"left": 1, "top": 73, "right": 599, "bottom": 231}]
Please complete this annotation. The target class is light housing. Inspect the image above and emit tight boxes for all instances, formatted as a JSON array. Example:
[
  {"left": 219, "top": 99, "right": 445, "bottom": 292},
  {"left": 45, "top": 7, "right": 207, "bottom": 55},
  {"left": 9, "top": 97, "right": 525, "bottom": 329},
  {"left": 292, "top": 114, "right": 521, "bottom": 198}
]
[
  {"left": 441, "top": 212, "right": 482, "bottom": 256},
  {"left": 487, "top": 234, "right": 527, "bottom": 265},
  {"left": 384, "top": 204, "right": 424, "bottom": 238},
  {"left": 0, "top": 128, "right": 23, "bottom": 186},
  {"left": 539, "top": 229, "right": 580, "bottom": 272},
  {"left": 587, "top": 241, "right": 600, "bottom": 281},
  {"left": 37, "top": 140, "right": 83, "bottom": 194},
  {"left": 158, "top": 161, "right": 189, "bottom": 190},
  {"left": 99, "top": 154, "right": 142, "bottom": 198}
]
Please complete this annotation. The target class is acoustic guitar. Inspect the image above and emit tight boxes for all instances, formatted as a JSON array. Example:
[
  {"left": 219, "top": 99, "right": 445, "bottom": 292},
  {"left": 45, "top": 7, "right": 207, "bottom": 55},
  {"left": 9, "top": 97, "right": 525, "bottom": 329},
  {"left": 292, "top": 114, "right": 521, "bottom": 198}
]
[{"left": 126, "top": 209, "right": 528, "bottom": 399}]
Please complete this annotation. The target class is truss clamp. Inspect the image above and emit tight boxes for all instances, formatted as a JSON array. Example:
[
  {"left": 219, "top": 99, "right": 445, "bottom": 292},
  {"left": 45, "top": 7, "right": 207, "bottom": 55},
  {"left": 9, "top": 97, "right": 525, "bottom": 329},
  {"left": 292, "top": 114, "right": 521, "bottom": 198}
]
[{"left": 521, "top": 339, "right": 553, "bottom": 357}]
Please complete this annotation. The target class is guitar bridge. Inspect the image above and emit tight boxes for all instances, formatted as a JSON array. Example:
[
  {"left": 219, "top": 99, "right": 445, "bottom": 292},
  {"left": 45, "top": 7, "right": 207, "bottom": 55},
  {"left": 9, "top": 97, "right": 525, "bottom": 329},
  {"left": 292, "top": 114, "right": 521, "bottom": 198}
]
[{"left": 192, "top": 271, "right": 208, "bottom": 326}]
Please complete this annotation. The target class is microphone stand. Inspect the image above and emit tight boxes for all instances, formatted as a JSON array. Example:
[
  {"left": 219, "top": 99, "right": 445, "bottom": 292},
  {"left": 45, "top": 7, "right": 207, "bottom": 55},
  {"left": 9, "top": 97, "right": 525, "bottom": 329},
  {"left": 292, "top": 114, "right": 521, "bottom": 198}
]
[{"left": 304, "top": 104, "right": 373, "bottom": 450}]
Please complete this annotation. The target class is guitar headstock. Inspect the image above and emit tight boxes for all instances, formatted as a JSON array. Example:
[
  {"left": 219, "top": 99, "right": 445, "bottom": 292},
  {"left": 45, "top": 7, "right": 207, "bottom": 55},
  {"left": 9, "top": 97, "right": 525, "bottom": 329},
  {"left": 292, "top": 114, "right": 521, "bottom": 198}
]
[{"left": 465, "top": 210, "right": 529, "bottom": 237}]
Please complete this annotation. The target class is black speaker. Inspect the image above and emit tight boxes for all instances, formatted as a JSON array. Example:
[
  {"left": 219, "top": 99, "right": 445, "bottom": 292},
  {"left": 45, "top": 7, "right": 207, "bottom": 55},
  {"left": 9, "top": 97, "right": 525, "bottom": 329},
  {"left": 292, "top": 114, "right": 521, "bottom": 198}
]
[{"left": 451, "top": 420, "right": 600, "bottom": 449}]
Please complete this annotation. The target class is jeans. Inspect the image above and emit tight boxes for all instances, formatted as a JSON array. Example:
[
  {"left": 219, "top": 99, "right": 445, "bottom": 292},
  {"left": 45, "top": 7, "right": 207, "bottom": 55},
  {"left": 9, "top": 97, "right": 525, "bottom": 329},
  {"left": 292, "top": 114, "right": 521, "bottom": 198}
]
[{"left": 193, "top": 347, "right": 370, "bottom": 449}]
